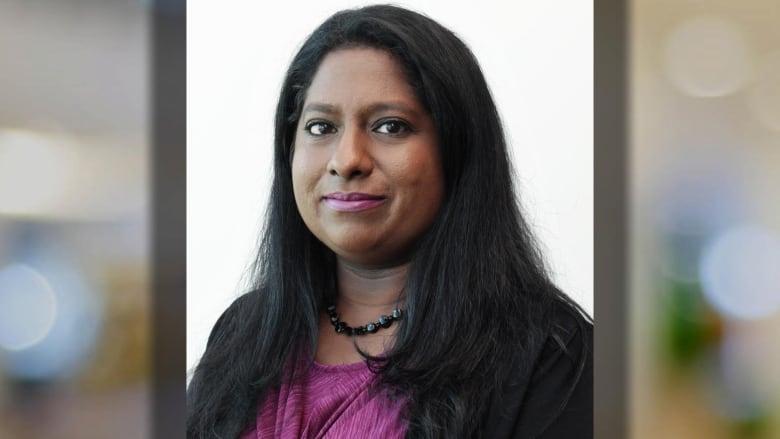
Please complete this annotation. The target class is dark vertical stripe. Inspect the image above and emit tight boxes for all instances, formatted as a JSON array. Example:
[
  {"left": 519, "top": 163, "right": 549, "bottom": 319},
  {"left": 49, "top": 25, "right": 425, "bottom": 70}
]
[
  {"left": 594, "top": 0, "right": 628, "bottom": 437},
  {"left": 152, "top": 0, "right": 187, "bottom": 437}
]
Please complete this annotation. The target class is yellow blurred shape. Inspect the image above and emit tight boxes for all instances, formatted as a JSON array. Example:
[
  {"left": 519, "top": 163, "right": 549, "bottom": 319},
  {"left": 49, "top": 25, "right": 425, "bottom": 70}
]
[{"left": 0, "top": 127, "right": 146, "bottom": 221}]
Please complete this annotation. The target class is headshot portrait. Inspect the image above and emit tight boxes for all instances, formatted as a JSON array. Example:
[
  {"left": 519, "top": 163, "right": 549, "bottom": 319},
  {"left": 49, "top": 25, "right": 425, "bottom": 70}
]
[{"left": 187, "top": 2, "right": 592, "bottom": 438}]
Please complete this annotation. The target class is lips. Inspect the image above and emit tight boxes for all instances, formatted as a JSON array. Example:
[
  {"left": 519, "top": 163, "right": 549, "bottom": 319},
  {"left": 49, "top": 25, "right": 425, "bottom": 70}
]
[{"left": 322, "top": 192, "right": 387, "bottom": 212}]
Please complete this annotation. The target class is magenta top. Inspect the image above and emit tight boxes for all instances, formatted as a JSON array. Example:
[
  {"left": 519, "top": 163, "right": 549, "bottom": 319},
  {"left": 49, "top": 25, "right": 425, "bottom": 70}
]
[{"left": 241, "top": 359, "right": 408, "bottom": 439}]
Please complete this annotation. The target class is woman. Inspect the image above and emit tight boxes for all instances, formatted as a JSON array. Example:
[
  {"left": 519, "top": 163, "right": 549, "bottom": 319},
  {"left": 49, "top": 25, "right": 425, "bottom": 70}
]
[{"left": 188, "top": 5, "right": 592, "bottom": 438}]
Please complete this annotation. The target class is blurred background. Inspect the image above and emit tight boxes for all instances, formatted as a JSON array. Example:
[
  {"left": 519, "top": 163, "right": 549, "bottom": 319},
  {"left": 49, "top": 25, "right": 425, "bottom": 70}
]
[
  {"left": 0, "top": 0, "right": 150, "bottom": 438},
  {"left": 631, "top": 0, "right": 780, "bottom": 437},
  {"left": 3, "top": 0, "right": 779, "bottom": 437}
]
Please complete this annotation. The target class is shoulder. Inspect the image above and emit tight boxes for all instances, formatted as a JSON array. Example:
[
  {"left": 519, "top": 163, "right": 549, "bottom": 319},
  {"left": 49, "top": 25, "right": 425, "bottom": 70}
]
[
  {"left": 205, "top": 289, "right": 262, "bottom": 349},
  {"left": 524, "top": 298, "right": 592, "bottom": 437},
  {"left": 483, "top": 297, "right": 593, "bottom": 438},
  {"left": 537, "top": 298, "right": 593, "bottom": 378}
]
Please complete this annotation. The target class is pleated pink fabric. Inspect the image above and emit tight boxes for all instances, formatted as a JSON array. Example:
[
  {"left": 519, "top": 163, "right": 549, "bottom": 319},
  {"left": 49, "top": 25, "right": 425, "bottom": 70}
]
[{"left": 242, "top": 359, "right": 408, "bottom": 438}]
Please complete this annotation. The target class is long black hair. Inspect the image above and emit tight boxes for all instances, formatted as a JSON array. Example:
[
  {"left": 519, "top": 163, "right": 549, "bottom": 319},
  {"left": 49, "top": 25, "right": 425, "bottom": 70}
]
[{"left": 188, "top": 5, "right": 590, "bottom": 438}]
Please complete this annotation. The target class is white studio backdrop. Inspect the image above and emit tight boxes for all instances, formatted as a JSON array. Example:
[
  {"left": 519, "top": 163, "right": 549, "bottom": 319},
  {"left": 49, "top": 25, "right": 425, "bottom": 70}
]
[{"left": 187, "top": 1, "right": 593, "bottom": 378}]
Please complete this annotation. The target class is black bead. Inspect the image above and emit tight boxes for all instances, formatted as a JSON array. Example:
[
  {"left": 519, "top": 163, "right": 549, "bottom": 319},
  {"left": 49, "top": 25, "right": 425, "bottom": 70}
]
[{"left": 326, "top": 306, "right": 404, "bottom": 336}]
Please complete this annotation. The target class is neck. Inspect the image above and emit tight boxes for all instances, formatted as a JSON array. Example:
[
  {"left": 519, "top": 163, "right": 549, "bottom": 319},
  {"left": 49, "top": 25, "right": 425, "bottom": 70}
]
[
  {"left": 336, "top": 258, "right": 408, "bottom": 308},
  {"left": 315, "top": 259, "right": 408, "bottom": 365}
]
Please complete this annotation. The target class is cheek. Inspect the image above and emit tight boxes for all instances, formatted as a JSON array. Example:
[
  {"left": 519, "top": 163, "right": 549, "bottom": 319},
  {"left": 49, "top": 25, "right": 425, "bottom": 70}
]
[
  {"left": 291, "top": 158, "right": 303, "bottom": 201},
  {"left": 291, "top": 151, "right": 317, "bottom": 218},
  {"left": 419, "top": 151, "right": 446, "bottom": 214},
  {"left": 291, "top": 148, "right": 320, "bottom": 195},
  {"left": 401, "top": 148, "right": 444, "bottom": 200},
  {"left": 422, "top": 168, "right": 445, "bottom": 212}
]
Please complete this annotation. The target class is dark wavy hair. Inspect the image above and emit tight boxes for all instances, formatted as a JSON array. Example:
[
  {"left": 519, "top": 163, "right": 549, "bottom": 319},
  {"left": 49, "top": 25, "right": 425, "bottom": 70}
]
[{"left": 188, "top": 5, "right": 589, "bottom": 438}]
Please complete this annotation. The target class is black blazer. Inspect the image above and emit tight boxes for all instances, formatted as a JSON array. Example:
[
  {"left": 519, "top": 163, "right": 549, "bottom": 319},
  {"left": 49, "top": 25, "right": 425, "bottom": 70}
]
[{"left": 481, "top": 305, "right": 593, "bottom": 438}]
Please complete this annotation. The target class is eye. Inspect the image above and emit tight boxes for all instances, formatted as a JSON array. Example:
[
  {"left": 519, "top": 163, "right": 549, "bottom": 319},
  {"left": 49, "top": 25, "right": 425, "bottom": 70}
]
[
  {"left": 304, "top": 121, "right": 337, "bottom": 136},
  {"left": 373, "top": 119, "right": 411, "bottom": 137}
]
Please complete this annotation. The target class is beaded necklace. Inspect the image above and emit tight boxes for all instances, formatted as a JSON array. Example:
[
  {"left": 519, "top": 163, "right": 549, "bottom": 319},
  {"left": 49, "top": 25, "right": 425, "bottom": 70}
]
[{"left": 326, "top": 304, "right": 403, "bottom": 336}]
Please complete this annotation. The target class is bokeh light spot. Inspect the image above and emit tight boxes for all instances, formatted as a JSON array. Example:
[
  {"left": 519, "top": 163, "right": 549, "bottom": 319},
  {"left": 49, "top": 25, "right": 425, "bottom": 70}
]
[
  {"left": 700, "top": 226, "right": 780, "bottom": 320},
  {"left": 664, "top": 16, "right": 752, "bottom": 97},
  {"left": 0, "top": 129, "right": 70, "bottom": 216},
  {"left": 0, "top": 264, "right": 58, "bottom": 351}
]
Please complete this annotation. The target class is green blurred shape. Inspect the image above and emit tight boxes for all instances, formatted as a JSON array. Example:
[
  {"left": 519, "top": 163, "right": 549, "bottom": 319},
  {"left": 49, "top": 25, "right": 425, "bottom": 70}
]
[
  {"left": 660, "top": 280, "right": 722, "bottom": 369},
  {"left": 729, "top": 411, "right": 771, "bottom": 438}
]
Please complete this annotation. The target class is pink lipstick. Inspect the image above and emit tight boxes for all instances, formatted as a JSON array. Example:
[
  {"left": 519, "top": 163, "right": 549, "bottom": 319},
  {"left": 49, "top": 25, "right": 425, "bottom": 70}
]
[{"left": 322, "top": 192, "right": 387, "bottom": 212}]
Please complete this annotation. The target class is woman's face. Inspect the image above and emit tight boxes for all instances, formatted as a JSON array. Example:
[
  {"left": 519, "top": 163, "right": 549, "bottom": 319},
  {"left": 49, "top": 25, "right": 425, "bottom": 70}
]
[{"left": 292, "top": 47, "right": 445, "bottom": 267}]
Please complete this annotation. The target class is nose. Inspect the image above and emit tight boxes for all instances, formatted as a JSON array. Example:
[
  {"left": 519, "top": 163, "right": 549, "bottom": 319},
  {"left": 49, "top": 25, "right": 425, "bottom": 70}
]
[{"left": 326, "top": 127, "right": 373, "bottom": 179}]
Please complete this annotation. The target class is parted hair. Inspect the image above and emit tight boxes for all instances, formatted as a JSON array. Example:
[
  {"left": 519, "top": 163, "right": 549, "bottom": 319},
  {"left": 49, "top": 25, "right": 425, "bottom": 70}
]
[{"left": 187, "top": 5, "right": 589, "bottom": 438}]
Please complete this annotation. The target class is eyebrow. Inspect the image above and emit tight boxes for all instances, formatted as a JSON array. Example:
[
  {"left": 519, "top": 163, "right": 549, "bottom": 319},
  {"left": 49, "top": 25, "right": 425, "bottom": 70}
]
[
  {"left": 302, "top": 101, "right": 421, "bottom": 117},
  {"left": 302, "top": 102, "right": 339, "bottom": 115}
]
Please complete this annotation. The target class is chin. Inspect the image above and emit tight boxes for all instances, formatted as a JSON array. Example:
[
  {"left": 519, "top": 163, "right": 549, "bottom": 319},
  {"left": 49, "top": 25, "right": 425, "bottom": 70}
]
[
  {"left": 335, "top": 246, "right": 413, "bottom": 268},
  {"left": 331, "top": 243, "right": 382, "bottom": 261}
]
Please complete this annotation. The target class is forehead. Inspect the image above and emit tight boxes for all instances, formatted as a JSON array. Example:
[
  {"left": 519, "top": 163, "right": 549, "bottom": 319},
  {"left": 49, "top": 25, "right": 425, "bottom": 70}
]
[{"left": 304, "top": 47, "right": 419, "bottom": 108}]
